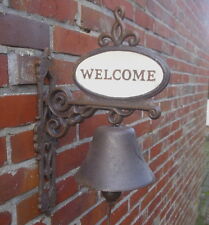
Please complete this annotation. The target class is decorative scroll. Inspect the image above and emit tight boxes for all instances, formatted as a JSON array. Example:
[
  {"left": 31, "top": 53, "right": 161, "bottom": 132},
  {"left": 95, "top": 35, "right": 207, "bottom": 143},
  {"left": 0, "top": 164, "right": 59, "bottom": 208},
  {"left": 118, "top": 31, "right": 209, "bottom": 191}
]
[
  {"left": 98, "top": 7, "right": 139, "bottom": 47},
  {"left": 108, "top": 109, "right": 134, "bottom": 125},
  {"left": 35, "top": 49, "right": 56, "bottom": 215},
  {"left": 36, "top": 7, "right": 163, "bottom": 215}
]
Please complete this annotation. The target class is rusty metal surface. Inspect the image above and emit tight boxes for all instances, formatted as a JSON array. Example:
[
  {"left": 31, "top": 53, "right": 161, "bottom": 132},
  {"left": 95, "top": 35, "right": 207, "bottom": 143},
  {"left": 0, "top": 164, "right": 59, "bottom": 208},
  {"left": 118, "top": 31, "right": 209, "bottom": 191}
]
[
  {"left": 101, "top": 191, "right": 121, "bottom": 203},
  {"left": 98, "top": 7, "right": 139, "bottom": 47},
  {"left": 75, "top": 126, "right": 155, "bottom": 191},
  {"left": 36, "top": 6, "right": 169, "bottom": 214},
  {"left": 36, "top": 50, "right": 159, "bottom": 213},
  {"left": 47, "top": 86, "right": 161, "bottom": 132},
  {"left": 35, "top": 49, "right": 56, "bottom": 215}
]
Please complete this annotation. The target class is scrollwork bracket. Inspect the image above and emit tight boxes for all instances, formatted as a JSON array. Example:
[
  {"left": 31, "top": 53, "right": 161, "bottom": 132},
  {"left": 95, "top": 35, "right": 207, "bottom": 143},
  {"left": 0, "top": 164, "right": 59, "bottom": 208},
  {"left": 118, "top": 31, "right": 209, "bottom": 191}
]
[
  {"left": 35, "top": 50, "right": 161, "bottom": 215},
  {"left": 35, "top": 7, "right": 166, "bottom": 215}
]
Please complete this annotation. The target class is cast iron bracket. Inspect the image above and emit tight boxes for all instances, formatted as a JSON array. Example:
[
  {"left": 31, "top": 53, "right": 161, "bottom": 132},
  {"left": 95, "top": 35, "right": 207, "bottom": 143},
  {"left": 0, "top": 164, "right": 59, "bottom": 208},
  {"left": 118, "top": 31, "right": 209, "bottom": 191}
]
[{"left": 35, "top": 7, "right": 163, "bottom": 215}]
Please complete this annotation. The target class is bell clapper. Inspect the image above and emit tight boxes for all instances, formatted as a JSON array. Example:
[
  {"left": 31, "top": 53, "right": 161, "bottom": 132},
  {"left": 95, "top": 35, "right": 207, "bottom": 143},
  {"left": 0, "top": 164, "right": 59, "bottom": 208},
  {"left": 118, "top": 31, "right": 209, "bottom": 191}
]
[
  {"left": 101, "top": 191, "right": 121, "bottom": 225},
  {"left": 107, "top": 202, "right": 113, "bottom": 225}
]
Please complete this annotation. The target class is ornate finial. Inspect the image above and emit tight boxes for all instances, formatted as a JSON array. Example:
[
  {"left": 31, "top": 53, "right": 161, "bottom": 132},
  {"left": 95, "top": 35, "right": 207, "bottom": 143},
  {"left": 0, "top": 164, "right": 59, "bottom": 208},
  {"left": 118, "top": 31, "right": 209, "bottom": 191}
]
[{"left": 98, "top": 7, "right": 140, "bottom": 47}]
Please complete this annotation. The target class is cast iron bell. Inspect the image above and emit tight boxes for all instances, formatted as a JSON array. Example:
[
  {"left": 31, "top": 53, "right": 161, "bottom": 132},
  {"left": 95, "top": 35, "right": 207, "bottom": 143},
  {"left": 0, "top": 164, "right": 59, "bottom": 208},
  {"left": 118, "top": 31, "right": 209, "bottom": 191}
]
[{"left": 75, "top": 126, "right": 155, "bottom": 203}]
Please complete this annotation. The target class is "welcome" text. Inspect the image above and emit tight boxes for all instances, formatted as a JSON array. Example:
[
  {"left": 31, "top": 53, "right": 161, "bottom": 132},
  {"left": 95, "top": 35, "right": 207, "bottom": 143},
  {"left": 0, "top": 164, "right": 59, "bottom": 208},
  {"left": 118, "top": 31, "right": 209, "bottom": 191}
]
[{"left": 80, "top": 69, "right": 156, "bottom": 81}]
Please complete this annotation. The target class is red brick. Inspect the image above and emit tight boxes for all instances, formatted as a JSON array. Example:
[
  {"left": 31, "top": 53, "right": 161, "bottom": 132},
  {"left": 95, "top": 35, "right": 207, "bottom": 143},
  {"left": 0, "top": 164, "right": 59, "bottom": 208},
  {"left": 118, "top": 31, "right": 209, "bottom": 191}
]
[
  {"left": 161, "top": 180, "right": 173, "bottom": 198},
  {"left": 33, "top": 223, "right": 46, "bottom": 225},
  {"left": 166, "top": 58, "right": 192, "bottom": 73},
  {"left": 58, "top": 126, "right": 77, "bottom": 148},
  {"left": 11, "top": 130, "right": 35, "bottom": 163},
  {"left": 143, "top": 212, "right": 157, "bottom": 225},
  {"left": 150, "top": 143, "right": 162, "bottom": 159},
  {"left": 167, "top": 86, "right": 178, "bottom": 98},
  {"left": 153, "top": 20, "right": 174, "bottom": 40},
  {"left": 130, "top": 186, "right": 148, "bottom": 208},
  {"left": 171, "top": 120, "right": 180, "bottom": 131},
  {"left": 56, "top": 176, "right": 78, "bottom": 204},
  {"left": 156, "top": 174, "right": 169, "bottom": 193},
  {"left": 0, "top": 167, "right": 38, "bottom": 204},
  {"left": 81, "top": 202, "right": 107, "bottom": 225},
  {"left": 17, "top": 193, "right": 40, "bottom": 225},
  {"left": 0, "top": 54, "right": 8, "bottom": 87},
  {"left": 110, "top": 201, "right": 128, "bottom": 224},
  {"left": 151, "top": 117, "right": 163, "bottom": 130},
  {"left": 146, "top": 34, "right": 174, "bottom": 55},
  {"left": 160, "top": 100, "right": 172, "bottom": 111},
  {"left": 101, "top": 201, "right": 128, "bottom": 225},
  {"left": 159, "top": 125, "right": 170, "bottom": 139},
  {"left": 170, "top": 73, "right": 181, "bottom": 84},
  {"left": 53, "top": 27, "right": 98, "bottom": 55},
  {"left": 0, "top": 137, "right": 7, "bottom": 166},
  {"left": 0, "top": 95, "right": 37, "bottom": 128},
  {"left": 172, "top": 129, "right": 182, "bottom": 141},
  {"left": 50, "top": 59, "right": 75, "bottom": 85},
  {"left": 141, "top": 188, "right": 157, "bottom": 210},
  {"left": 52, "top": 192, "right": 97, "bottom": 225},
  {"left": 134, "top": 120, "right": 151, "bottom": 137},
  {"left": 135, "top": 0, "right": 147, "bottom": 8},
  {"left": 8, "top": 54, "right": 39, "bottom": 85},
  {"left": 135, "top": 9, "right": 154, "bottom": 30},
  {"left": 0, "top": 13, "right": 49, "bottom": 49},
  {"left": 56, "top": 143, "right": 89, "bottom": 177},
  {"left": 147, "top": 0, "right": 175, "bottom": 28},
  {"left": 124, "top": 111, "right": 143, "bottom": 125},
  {"left": 155, "top": 87, "right": 168, "bottom": 100},
  {"left": 158, "top": 0, "right": 178, "bottom": 16},
  {"left": 79, "top": 114, "right": 109, "bottom": 139},
  {"left": 173, "top": 47, "right": 191, "bottom": 62},
  {"left": 120, "top": 208, "right": 138, "bottom": 225},
  {"left": 10, "top": 0, "right": 77, "bottom": 23},
  {"left": 143, "top": 135, "right": 153, "bottom": 149},
  {"left": 148, "top": 194, "right": 161, "bottom": 214},
  {"left": 103, "top": 0, "right": 134, "bottom": 20},
  {"left": 162, "top": 159, "right": 174, "bottom": 174},
  {"left": 81, "top": 6, "right": 114, "bottom": 33},
  {"left": 132, "top": 216, "right": 144, "bottom": 225},
  {"left": 150, "top": 151, "right": 169, "bottom": 171},
  {"left": 197, "top": 50, "right": 209, "bottom": 62},
  {"left": 0, "top": 212, "right": 12, "bottom": 225}
]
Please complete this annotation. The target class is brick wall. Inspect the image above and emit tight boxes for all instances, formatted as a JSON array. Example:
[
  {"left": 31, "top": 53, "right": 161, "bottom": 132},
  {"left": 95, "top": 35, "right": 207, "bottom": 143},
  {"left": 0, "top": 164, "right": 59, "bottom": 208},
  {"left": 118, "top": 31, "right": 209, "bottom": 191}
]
[{"left": 0, "top": 0, "right": 209, "bottom": 225}]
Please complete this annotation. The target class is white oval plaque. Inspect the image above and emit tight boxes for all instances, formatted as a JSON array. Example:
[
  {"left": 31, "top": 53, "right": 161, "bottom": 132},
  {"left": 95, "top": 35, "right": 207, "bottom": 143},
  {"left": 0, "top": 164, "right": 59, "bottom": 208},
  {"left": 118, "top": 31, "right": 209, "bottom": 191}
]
[{"left": 74, "top": 47, "right": 170, "bottom": 99}]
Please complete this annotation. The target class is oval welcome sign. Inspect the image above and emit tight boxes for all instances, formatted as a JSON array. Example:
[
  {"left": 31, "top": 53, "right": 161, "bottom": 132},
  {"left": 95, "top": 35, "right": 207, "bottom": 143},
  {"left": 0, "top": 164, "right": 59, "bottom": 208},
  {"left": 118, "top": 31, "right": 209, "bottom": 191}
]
[{"left": 74, "top": 46, "right": 170, "bottom": 100}]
